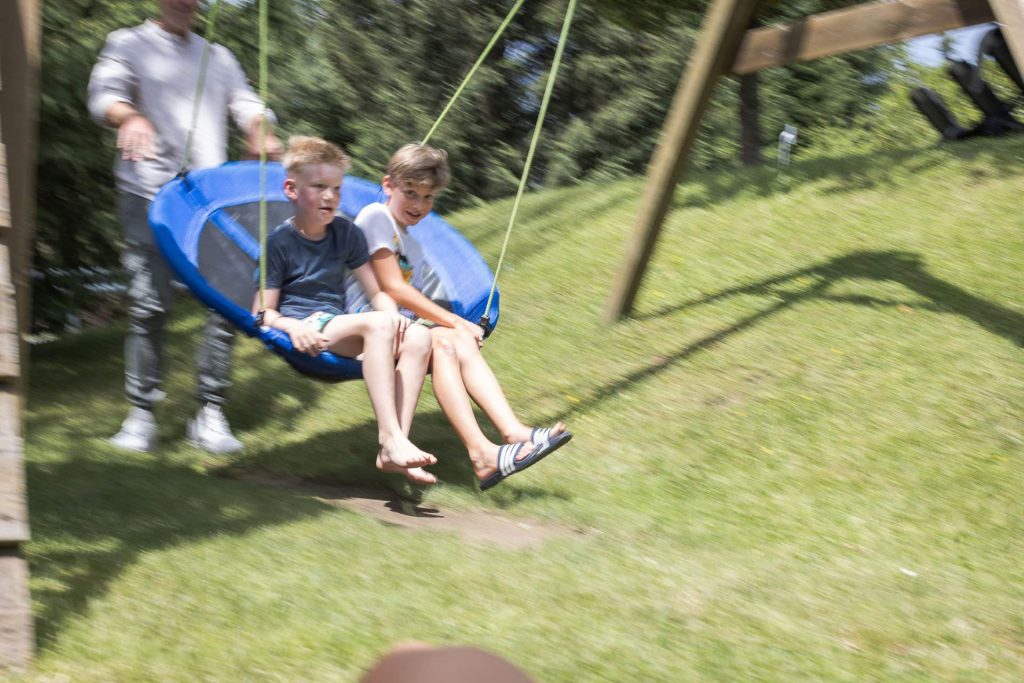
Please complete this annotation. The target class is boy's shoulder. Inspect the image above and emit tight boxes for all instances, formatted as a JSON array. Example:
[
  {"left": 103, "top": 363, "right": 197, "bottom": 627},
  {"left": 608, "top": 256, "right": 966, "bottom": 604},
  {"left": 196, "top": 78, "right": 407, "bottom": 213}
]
[
  {"left": 328, "top": 214, "right": 359, "bottom": 238},
  {"left": 329, "top": 215, "right": 368, "bottom": 248},
  {"left": 329, "top": 214, "right": 356, "bottom": 229},
  {"left": 267, "top": 220, "right": 296, "bottom": 244},
  {"left": 355, "top": 201, "right": 389, "bottom": 223}
]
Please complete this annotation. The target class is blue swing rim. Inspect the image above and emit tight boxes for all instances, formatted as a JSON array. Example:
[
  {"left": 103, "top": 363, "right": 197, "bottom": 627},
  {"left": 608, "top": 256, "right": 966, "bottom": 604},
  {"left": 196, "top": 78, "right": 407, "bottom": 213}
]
[{"left": 147, "top": 160, "right": 499, "bottom": 382}]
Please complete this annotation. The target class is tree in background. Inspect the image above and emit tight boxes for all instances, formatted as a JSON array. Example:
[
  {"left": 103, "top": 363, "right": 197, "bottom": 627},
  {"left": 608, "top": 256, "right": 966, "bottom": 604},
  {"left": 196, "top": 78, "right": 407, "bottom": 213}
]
[
  {"left": 34, "top": 1, "right": 151, "bottom": 328},
  {"left": 32, "top": 0, "right": 923, "bottom": 329}
]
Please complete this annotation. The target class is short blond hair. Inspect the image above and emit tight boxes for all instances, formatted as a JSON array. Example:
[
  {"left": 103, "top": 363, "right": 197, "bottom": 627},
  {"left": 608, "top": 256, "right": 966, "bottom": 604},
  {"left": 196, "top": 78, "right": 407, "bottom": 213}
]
[
  {"left": 283, "top": 135, "right": 351, "bottom": 176},
  {"left": 386, "top": 143, "right": 450, "bottom": 190}
]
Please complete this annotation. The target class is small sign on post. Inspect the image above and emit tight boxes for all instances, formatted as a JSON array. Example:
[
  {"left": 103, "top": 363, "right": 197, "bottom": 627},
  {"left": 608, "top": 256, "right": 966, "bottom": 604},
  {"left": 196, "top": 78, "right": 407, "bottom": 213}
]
[{"left": 778, "top": 124, "right": 798, "bottom": 166}]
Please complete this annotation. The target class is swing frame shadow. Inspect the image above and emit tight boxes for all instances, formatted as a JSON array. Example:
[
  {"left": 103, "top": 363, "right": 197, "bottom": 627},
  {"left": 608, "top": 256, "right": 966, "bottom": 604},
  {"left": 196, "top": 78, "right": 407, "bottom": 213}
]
[{"left": 565, "top": 249, "right": 1023, "bottom": 422}]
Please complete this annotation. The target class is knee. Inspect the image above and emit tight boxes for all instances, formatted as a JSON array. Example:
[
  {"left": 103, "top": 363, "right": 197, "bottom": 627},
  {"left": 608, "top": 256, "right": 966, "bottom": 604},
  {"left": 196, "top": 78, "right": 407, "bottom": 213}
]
[
  {"left": 127, "top": 294, "right": 167, "bottom": 330},
  {"left": 406, "top": 325, "right": 432, "bottom": 357},
  {"left": 450, "top": 328, "right": 480, "bottom": 355},
  {"left": 432, "top": 329, "right": 458, "bottom": 358},
  {"left": 364, "top": 311, "right": 397, "bottom": 338}
]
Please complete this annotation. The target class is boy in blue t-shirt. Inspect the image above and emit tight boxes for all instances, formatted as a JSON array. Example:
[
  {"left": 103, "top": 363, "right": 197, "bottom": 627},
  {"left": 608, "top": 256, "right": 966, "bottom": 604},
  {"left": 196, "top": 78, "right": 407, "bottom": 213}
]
[{"left": 258, "top": 136, "right": 436, "bottom": 484}]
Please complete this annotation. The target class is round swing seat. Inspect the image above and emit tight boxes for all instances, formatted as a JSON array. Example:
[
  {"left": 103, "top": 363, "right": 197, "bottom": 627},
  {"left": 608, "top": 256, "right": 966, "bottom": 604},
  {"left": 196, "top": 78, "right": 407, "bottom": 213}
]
[{"left": 148, "top": 161, "right": 499, "bottom": 381}]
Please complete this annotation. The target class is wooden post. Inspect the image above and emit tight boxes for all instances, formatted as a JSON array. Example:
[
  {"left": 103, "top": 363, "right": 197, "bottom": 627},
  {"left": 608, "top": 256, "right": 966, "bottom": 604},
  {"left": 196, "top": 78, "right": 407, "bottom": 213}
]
[
  {"left": 988, "top": 0, "right": 1024, "bottom": 77},
  {"left": 604, "top": 0, "right": 762, "bottom": 321},
  {"left": 605, "top": 0, "right": 1003, "bottom": 321},
  {"left": 0, "top": 0, "right": 39, "bottom": 671}
]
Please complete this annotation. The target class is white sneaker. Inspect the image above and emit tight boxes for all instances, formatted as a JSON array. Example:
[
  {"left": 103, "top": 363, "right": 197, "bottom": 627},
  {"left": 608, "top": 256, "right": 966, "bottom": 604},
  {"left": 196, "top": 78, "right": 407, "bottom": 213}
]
[
  {"left": 109, "top": 407, "right": 158, "bottom": 453},
  {"left": 187, "top": 404, "right": 243, "bottom": 454}
]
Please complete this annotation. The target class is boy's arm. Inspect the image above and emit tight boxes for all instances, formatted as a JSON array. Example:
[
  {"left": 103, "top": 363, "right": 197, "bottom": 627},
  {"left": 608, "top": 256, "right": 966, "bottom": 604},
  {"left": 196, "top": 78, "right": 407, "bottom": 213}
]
[
  {"left": 351, "top": 264, "right": 398, "bottom": 314},
  {"left": 253, "top": 288, "right": 325, "bottom": 356},
  {"left": 368, "top": 249, "right": 483, "bottom": 340}
]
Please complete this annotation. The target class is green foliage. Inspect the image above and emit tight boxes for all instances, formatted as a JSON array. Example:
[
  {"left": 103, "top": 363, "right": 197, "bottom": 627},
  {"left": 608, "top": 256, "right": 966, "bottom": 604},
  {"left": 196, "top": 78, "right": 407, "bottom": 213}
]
[
  {"left": 33, "top": 0, "right": 153, "bottom": 329},
  {"left": 35, "top": 0, "right": 996, "bottom": 328}
]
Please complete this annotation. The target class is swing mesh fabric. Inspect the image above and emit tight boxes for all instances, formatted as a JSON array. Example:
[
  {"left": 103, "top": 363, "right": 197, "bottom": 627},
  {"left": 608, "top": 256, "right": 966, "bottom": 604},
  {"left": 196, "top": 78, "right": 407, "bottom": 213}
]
[{"left": 148, "top": 161, "right": 499, "bottom": 380}]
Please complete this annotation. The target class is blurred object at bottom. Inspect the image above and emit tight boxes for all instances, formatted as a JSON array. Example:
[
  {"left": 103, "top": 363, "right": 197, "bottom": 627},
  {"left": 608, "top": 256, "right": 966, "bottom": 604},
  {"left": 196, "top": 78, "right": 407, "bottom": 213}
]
[{"left": 361, "top": 642, "right": 534, "bottom": 683}]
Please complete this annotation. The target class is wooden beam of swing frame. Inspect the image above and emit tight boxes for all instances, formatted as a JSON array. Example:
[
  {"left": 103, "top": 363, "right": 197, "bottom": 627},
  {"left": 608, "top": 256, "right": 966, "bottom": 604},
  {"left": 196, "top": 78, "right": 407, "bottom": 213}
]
[
  {"left": 606, "top": 0, "right": 1021, "bottom": 321},
  {"left": 605, "top": 0, "right": 762, "bottom": 321},
  {"left": 732, "top": 0, "right": 996, "bottom": 75}
]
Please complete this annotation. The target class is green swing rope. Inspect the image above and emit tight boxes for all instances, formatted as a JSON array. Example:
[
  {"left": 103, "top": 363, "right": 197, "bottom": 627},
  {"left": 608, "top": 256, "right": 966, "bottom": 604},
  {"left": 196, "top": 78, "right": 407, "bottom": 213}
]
[
  {"left": 482, "top": 0, "right": 577, "bottom": 323},
  {"left": 421, "top": 0, "right": 527, "bottom": 146},
  {"left": 257, "top": 0, "right": 270, "bottom": 313},
  {"left": 176, "top": 0, "right": 271, "bottom": 314},
  {"left": 179, "top": 0, "right": 223, "bottom": 175},
  {"left": 190, "top": 0, "right": 573, "bottom": 324}
]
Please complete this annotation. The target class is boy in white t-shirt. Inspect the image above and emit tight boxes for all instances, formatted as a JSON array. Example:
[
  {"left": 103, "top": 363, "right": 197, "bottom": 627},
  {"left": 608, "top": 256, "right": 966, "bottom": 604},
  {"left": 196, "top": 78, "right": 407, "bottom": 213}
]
[{"left": 350, "top": 144, "right": 572, "bottom": 490}]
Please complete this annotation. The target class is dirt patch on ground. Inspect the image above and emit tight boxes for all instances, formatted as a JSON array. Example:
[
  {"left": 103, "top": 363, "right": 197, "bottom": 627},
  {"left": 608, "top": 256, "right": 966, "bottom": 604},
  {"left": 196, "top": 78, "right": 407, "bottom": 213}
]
[{"left": 216, "top": 468, "right": 583, "bottom": 550}]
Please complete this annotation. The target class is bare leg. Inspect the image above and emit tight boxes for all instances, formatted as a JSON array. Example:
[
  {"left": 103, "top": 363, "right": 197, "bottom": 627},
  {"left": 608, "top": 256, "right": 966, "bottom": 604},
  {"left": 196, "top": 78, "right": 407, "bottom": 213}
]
[
  {"left": 321, "top": 312, "right": 435, "bottom": 469},
  {"left": 394, "top": 324, "right": 431, "bottom": 435},
  {"left": 430, "top": 329, "right": 534, "bottom": 480},
  {"left": 439, "top": 328, "right": 567, "bottom": 444},
  {"left": 382, "top": 323, "right": 436, "bottom": 485}
]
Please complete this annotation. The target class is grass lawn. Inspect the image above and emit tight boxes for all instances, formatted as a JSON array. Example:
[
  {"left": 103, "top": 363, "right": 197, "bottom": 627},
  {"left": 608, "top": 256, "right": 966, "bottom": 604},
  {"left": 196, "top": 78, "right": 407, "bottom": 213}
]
[{"left": 18, "top": 135, "right": 1024, "bottom": 681}]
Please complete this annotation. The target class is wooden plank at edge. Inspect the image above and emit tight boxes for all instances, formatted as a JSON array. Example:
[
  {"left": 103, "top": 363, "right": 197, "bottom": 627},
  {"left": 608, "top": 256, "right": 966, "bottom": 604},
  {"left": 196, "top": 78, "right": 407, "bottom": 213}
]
[
  {"left": 733, "top": 0, "right": 997, "bottom": 74},
  {"left": 0, "top": 548, "right": 33, "bottom": 670}
]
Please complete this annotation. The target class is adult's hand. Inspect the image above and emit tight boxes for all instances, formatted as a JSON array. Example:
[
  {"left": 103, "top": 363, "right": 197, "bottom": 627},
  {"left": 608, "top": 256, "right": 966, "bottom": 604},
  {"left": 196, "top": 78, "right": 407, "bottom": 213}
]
[
  {"left": 116, "top": 113, "right": 157, "bottom": 162},
  {"left": 454, "top": 318, "right": 484, "bottom": 347},
  {"left": 244, "top": 119, "right": 284, "bottom": 161},
  {"left": 390, "top": 312, "right": 411, "bottom": 356}
]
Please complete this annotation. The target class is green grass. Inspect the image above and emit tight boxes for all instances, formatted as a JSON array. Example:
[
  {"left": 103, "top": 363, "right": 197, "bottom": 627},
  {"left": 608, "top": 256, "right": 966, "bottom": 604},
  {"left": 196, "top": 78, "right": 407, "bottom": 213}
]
[{"left": 19, "top": 135, "right": 1024, "bottom": 681}]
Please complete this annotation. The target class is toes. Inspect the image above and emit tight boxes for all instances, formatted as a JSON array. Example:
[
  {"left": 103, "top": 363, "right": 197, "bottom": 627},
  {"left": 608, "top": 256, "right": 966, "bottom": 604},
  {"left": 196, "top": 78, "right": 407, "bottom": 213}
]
[
  {"left": 515, "top": 442, "right": 536, "bottom": 463},
  {"left": 414, "top": 452, "right": 437, "bottom": 467}
]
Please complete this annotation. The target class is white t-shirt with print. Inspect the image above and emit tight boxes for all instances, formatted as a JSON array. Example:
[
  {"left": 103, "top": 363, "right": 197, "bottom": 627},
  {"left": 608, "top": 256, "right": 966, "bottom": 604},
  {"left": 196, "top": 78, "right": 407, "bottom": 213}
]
[{"left": 346, "top": 202, "right": 448, "bottom": 317}]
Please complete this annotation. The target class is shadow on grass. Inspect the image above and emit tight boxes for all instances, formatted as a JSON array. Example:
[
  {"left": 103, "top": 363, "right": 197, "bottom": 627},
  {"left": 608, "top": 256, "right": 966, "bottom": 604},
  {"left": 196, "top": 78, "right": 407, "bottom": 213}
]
[
  {"left": 26, "top": 453, "right": 333, "bottom": 647},
  {"left": 233, "top": 407, "right": 572, "bottom": 502},
  {"left": 556, "top": 250, "right": 1023, "bottom": 422},
  {"left": 27, "top": 298, "right": 324, "bottom": 438}
]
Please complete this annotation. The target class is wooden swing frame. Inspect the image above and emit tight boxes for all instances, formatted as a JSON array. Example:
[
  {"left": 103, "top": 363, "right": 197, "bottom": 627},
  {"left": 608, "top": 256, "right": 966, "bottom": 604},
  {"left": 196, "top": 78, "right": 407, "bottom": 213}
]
[{"left": 606, "top": 0, "right": 1024, "bottom": 320}]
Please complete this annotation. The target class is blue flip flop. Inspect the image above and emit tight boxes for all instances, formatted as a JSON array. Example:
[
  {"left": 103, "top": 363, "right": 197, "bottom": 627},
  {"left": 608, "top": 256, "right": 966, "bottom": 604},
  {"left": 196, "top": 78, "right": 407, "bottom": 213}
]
[{"left": 479, "top": 429, "right": 573, "bottom": 491}]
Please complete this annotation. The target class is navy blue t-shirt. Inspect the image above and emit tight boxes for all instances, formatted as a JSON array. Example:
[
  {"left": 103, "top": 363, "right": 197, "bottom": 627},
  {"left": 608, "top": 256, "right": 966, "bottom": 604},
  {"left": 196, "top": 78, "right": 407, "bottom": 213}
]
[{"left": 262, "top": 216, "right": 369, "bottom": 319}]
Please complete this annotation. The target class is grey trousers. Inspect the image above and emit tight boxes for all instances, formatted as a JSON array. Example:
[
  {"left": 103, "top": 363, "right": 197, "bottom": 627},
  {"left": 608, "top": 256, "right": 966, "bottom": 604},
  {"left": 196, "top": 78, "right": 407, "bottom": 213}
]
[{"left": 118, "top": 191, "right": 235, "bottom": 410}]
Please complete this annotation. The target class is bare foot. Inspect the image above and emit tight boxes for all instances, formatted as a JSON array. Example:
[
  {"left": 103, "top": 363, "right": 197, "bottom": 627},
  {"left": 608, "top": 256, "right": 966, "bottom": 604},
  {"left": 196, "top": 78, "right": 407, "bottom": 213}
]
[
  {"left": 378, "top": 435, "right": 436, "bottom": 469},
  {"left": 504, "top": 422, "right": 568, "bottom": 446},
  {"left": 471, "top": 440, "right": 535, "bottom": 481},
  {"left": 376, "top": 456, "right": 438, "bottom": 485}
]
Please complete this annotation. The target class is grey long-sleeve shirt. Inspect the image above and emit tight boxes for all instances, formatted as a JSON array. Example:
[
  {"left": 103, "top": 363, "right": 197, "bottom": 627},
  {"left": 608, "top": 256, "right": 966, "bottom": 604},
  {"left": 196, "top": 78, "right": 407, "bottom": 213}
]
[{"left": 88, "top": 20, "right": 276, "bottom": 199}]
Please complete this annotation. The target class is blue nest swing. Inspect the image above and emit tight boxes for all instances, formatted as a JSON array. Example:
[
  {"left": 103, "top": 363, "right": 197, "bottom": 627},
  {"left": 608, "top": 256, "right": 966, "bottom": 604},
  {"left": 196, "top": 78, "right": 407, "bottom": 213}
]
[{"left": 148, "top": 161, "right": 499, "bottom": 381}]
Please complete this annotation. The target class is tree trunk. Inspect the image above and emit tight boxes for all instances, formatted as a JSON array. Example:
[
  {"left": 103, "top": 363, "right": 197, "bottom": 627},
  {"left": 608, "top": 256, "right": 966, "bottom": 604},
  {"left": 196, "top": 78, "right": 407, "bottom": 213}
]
[{"left": 739, "top": 72, "right": 762, "bottom": 166}]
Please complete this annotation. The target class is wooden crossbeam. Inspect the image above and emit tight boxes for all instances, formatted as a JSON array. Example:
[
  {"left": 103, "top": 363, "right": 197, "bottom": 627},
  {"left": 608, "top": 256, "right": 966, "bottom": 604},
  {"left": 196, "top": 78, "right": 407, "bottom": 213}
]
[{"left": 733, "top": 0, "right": 997, "bottom": 74}]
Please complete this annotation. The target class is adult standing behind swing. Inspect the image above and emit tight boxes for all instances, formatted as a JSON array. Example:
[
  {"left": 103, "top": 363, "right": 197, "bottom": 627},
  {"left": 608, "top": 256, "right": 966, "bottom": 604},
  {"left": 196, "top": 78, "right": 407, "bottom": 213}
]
[{"left": 88, "top": 0, "right": 284, "bottom": 453}]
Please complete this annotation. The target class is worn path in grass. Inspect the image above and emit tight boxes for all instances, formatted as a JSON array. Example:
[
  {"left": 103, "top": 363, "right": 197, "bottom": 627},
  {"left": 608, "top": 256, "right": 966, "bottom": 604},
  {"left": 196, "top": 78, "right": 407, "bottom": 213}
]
[{"left": 212, "top": 466, "right": 583, "bottom": 550}]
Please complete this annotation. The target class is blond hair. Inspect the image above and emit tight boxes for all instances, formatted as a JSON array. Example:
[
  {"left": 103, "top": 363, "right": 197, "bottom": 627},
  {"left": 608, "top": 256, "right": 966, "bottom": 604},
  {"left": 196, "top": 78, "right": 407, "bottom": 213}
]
[
  {"left": 386, "top": 143, "right": 450, "bottom": 190},
  {"left": 283, "top": 135, "right": 351, "bottom": 176}
]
